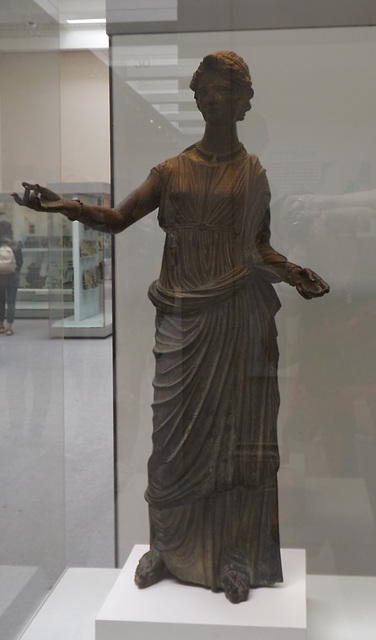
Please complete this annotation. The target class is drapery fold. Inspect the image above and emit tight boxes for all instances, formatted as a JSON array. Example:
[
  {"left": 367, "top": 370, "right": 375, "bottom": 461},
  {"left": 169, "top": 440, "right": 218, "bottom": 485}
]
[{"left": 143, "top": 145, "right": 285, "bottom": 586}]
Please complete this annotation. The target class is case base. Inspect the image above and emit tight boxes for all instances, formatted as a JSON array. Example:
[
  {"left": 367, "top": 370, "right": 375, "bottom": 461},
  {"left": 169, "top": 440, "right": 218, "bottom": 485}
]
[{"left": 96, "top": 544, "right": 307, "bottom": 640}]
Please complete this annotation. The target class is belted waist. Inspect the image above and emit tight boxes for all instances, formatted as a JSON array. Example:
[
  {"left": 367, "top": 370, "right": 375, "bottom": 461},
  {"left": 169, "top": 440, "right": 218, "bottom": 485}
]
[{"left": 148, "top": 265, "right": 251, "bottom": 314}]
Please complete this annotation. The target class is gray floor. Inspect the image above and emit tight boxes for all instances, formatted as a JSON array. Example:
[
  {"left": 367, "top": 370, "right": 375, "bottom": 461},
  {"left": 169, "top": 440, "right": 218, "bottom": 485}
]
[
  {"left": 0, "top": 319, "right": 114, "bottom": 639},
  {"left": 63, "top": 330, "right": 115, "bottom": 568}
]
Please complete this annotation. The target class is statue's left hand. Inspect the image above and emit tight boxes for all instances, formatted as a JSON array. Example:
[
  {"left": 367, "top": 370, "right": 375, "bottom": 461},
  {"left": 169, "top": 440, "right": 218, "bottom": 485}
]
[{"left": 291, "top": 267, "right": 330, "bottom": 299}]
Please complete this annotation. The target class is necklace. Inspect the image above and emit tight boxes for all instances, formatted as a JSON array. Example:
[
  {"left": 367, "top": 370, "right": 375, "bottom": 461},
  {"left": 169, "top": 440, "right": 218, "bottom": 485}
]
[{"left": 195, "top": 141, "right": 245, "bottom": 162}]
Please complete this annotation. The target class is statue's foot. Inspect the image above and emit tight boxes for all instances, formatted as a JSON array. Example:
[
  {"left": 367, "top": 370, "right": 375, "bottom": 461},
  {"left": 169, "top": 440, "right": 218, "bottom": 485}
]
[
  {"left": 221, "top": 565, "right": 250, "bottom": 604},
  {"left": 134, "top": 547, "right": 166, "bottom": 589}
]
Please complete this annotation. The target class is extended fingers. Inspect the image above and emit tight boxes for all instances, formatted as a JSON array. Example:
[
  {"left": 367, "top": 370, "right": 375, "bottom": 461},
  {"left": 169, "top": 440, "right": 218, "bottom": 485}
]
[
  {"left": 28, "top": 185, "right": 42, "bottom": 209},
  {"left": 22, "top": 182, "right": 40, "bottom": 200},
  {"left": 15, "top": 181, "right": 59, "bottom": 207},
  {"left": 11, "top": 182, "right": 42, "bottom": 210},
  {"left": 302, "top": 268, "right": 330, "bottom": 294},
  {"left": 298, "top": 283, "right": 328, "bottom": 299},
  {"left": 22, "top": 181, "right": 38, "bottom": 189},
  {"left": 25, "top": 183, "right": 60, "bottom": 201},
  {"left": 11, "top": 185, "right": 33, "bottom": 207}
]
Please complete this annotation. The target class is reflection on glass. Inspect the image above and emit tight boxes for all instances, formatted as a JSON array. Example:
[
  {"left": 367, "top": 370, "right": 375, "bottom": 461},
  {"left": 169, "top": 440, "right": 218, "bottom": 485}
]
[
  {"left": 0, "top": 9, "right": 65, "bottom": 640},
  {"left": 112, "top": 28, "right": 376, "bottom": 585},
  {"left": 48, "top": 187, "right": 112, "bottom": 338},
  {"left": 0, "top": 205, "right": 66, "bottom": 640}
]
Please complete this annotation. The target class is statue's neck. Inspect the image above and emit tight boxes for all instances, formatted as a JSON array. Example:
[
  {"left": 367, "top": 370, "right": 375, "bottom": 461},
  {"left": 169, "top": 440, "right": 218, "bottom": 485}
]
[{"left": 199, "top": 123, "right": 240, "bottom": 156}]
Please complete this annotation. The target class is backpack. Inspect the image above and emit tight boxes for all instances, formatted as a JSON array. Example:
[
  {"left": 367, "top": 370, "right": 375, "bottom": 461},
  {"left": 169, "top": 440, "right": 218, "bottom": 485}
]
[{"left": 0, "top": 244, "right": 16, "bottom": 274}]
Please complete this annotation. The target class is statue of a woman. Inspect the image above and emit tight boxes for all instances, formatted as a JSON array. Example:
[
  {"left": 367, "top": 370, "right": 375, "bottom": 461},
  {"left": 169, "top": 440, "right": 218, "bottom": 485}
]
[{"left": 13, "top": 51, "right": 329, "bottom": 603}]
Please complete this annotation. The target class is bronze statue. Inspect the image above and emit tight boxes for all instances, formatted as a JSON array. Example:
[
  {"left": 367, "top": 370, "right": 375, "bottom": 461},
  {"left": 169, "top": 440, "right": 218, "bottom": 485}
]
[{"left": 12, "top": 51, "right": 329, "bottom": 604}]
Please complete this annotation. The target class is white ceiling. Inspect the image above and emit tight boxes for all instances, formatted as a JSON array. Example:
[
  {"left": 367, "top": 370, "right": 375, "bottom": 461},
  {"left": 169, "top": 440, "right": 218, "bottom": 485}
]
[
  {"left": 0, "top": 0, "right": 108, "bottom": 54},
  {"left": 58, "top": 0, "right": 106, "bottom": 24},
  {"left": 0, "top": 0, "right": 107, "bottom": 44}
]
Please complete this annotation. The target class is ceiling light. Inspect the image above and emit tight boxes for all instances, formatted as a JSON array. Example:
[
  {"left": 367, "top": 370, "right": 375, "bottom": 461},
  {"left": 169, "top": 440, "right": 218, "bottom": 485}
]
[{"left": 66, "top": 19, "right": 106, "bottom": 25}]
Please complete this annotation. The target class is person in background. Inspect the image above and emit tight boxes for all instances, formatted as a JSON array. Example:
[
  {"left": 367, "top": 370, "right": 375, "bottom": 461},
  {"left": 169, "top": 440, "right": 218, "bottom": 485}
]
[{"left": 0, "top": 220, "right": 23, "bottom": 335}]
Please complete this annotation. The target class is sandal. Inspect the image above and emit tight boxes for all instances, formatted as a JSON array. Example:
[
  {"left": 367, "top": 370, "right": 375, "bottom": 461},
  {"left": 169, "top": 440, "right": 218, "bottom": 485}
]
[{"left": 5, "top": 329, "right": 13, "bottom": 336}]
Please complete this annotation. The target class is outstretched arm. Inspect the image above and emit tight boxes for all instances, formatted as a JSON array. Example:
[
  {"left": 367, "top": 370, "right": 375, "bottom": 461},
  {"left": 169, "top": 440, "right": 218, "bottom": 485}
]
[{"left": 12, "top": 172, "right": 161, "bottom": 234}]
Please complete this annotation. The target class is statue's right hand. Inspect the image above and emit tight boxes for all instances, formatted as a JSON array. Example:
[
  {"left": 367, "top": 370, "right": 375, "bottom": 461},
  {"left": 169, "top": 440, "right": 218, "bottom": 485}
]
[{"left": 11, "top": 182, "right": 63, "bottom": 212}]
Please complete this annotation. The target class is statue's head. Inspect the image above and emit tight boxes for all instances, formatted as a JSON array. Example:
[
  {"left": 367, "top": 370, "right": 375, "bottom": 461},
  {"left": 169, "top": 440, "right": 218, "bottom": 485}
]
[{"left": 190, "top": 51, "right": 254, "bottom": 122}]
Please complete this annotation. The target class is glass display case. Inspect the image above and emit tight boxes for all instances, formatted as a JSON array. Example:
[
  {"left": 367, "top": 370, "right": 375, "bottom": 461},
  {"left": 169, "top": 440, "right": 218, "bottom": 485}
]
[
  {"left": 0, "top": 22, "right": 67, "bottom": 640},
  {"left": 48, "top": 183, "right": 112, "bottom": 338},
  {"left": 110, "top": 22, "right": 376, "bottom": 636}
]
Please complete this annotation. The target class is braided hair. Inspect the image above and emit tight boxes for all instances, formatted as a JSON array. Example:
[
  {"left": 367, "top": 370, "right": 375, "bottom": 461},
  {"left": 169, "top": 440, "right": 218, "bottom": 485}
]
[{"left": 190, "top": 51, "right": 254, "bottom": 121}]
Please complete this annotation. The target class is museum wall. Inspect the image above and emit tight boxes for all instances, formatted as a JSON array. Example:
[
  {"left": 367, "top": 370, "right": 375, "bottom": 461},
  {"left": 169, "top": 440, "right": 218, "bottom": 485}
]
[
  {"left": 0, "top": 51, "right": 62, "bottom": 193},
  {"left": 59, "top": 51, "right": 110, "bottom": 184},
  {"left": 0, "top": 50, "right": 110, "bottom": 192}
]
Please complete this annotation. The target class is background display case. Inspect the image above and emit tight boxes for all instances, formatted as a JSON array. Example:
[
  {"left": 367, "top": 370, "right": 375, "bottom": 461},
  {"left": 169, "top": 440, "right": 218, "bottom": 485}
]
[
  {"left": 0, "top": 184, "right": 112, "bottom": 337},
  {"left": 48, "top": 183, "right": 113, "bottom": 338},
  {"left": 0, "top": 194, "right": 68, "bottom": 318}
]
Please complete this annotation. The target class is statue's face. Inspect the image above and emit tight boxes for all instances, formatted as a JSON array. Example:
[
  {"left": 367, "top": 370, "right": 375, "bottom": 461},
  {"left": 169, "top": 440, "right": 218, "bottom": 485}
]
[{"left": 195, "top": 72, "right": 240, "bottom": 125}]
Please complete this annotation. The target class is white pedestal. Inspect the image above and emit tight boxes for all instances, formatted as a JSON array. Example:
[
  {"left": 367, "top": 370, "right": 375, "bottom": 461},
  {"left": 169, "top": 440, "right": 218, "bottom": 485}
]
[{"left": 96, "top": 545, "right": 307, "bottom": 640}]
